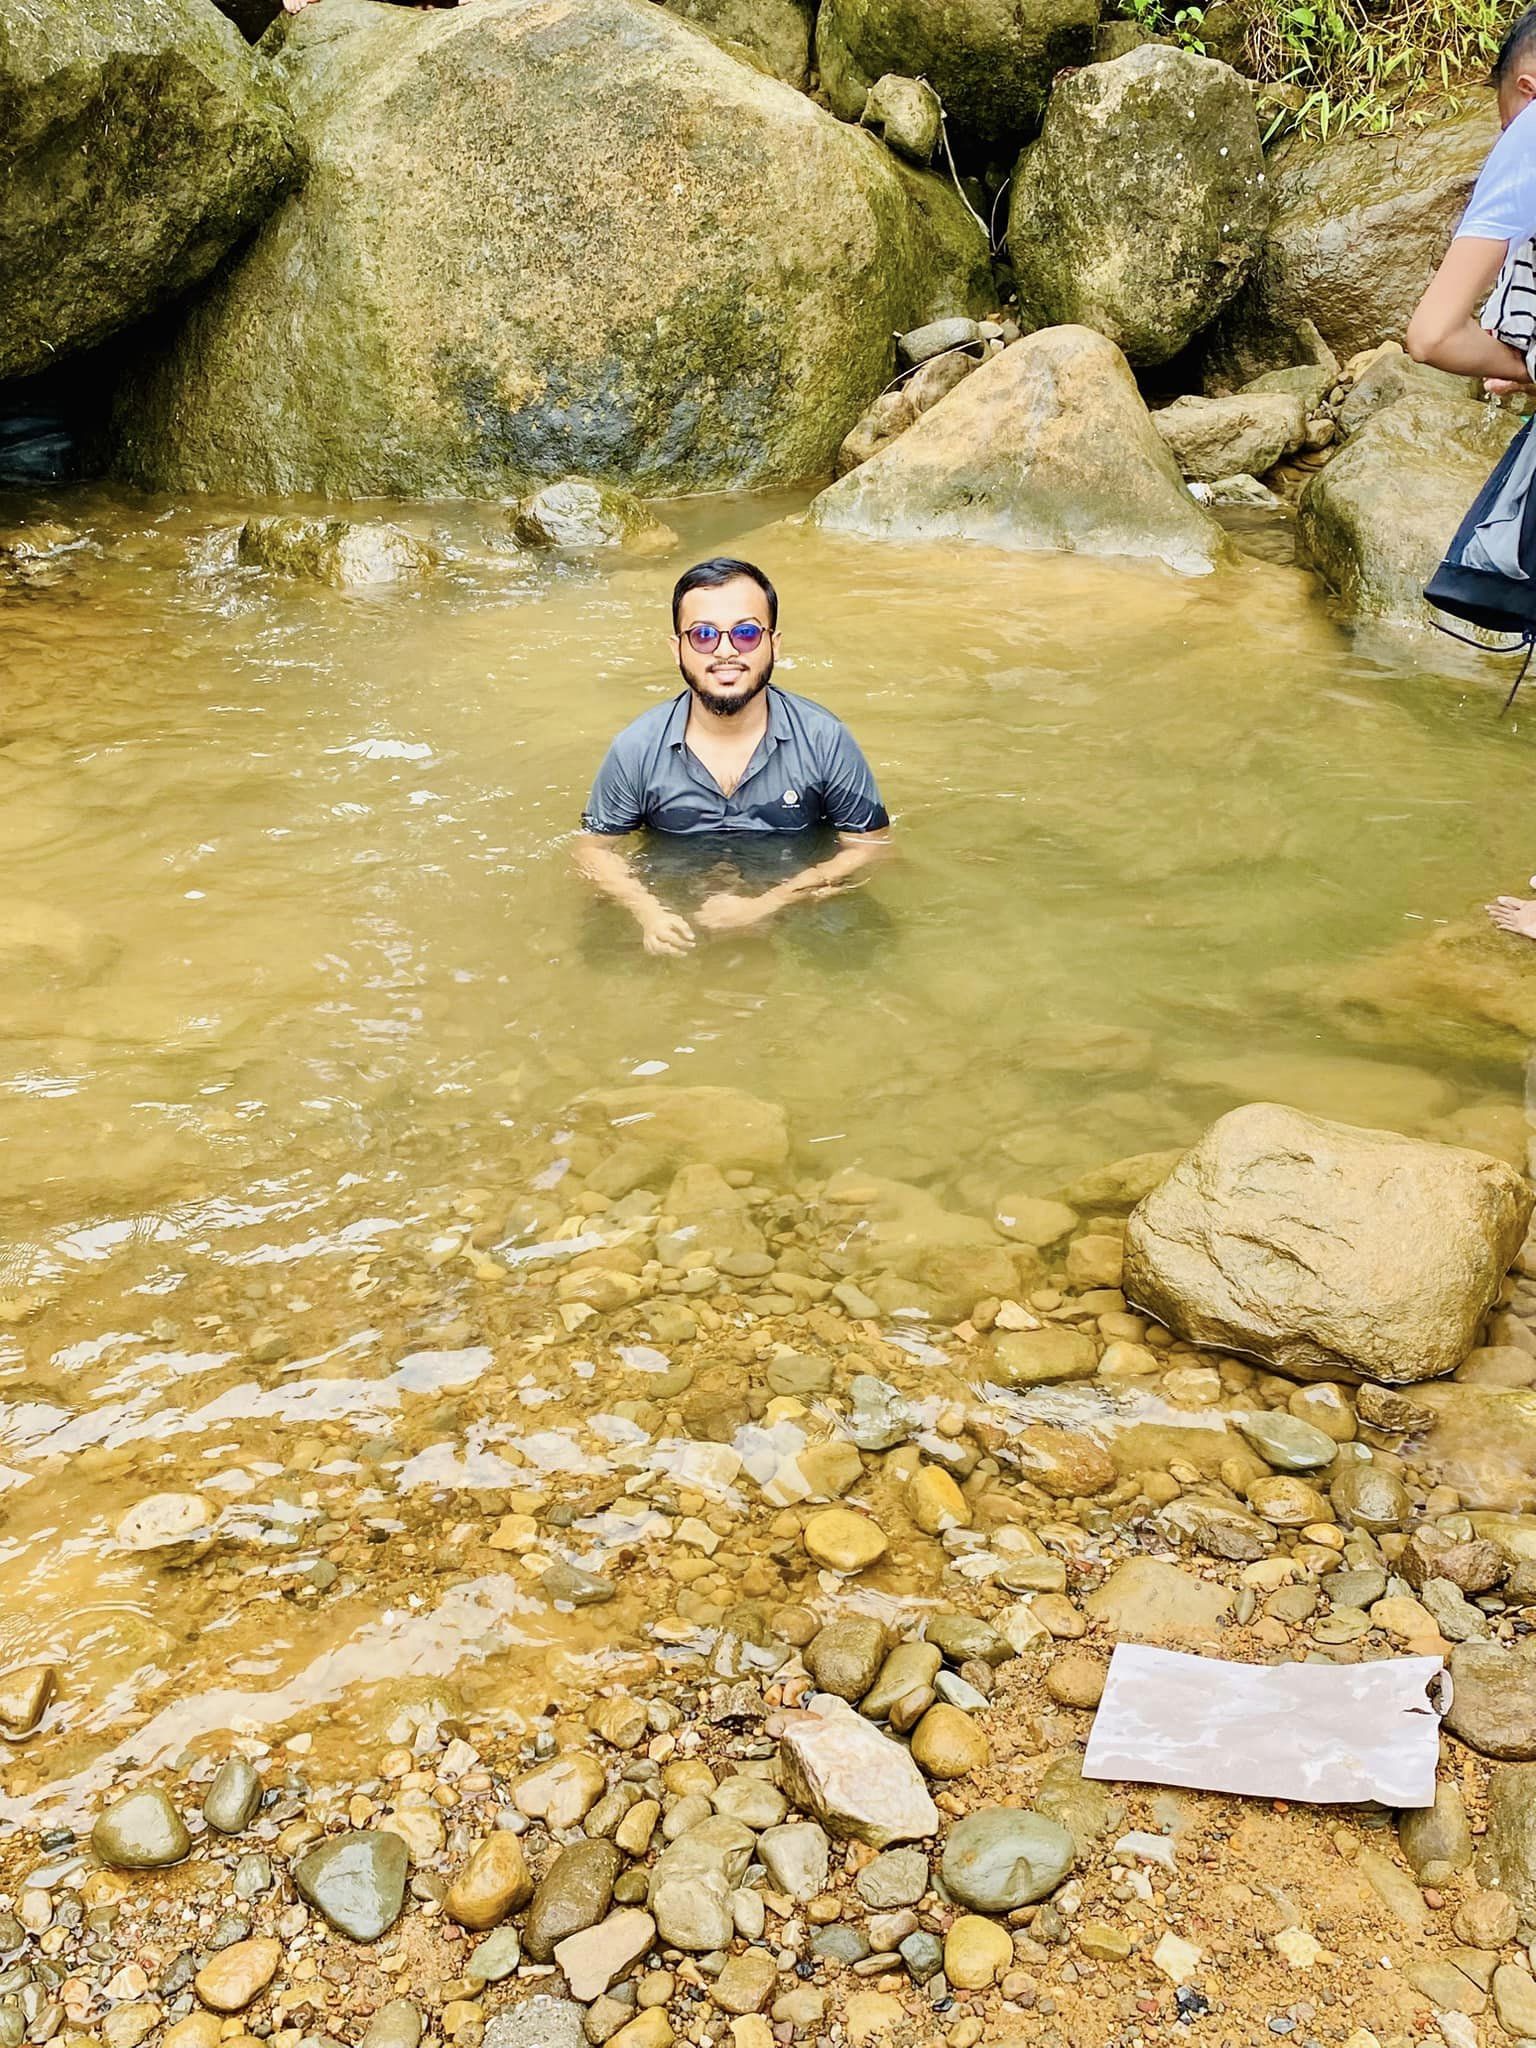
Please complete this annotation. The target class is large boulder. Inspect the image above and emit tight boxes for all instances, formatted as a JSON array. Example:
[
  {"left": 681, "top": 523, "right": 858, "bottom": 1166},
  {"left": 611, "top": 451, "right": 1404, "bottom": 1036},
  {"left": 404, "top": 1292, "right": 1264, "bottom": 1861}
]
[
  {"left": 108, "top": 0, "right": 988, "bottom": 498},
  {"left": 1298, "top": 390, "right": 1516, "bottom": 625},
  {"left": 662, "top": 0, "right": 813, "bottom": 86},
  {"left": 0, "top": 0, "right": 300, "bottom": 382},
  {"left": 1231, "top": 105, "right": 1498, "bottom": 370},
  {"left": 815, "top": 0, "right": 1096, "bottom": 152},
  {"left": 1123, "top": 1103, "right": 1533, "bottom": 1385},
  {"left": 1291, "top": 915, "right": 1536, "bottom": 1069},
  {"left": 808, "top": 325, "right": 1227, "bottom": 574},
  {"left": 1152, "top": 391, "right": 1307, "bottom": 483},
  {"left": 1007, "top": 48, "right": 1268, "bottom": 367}
]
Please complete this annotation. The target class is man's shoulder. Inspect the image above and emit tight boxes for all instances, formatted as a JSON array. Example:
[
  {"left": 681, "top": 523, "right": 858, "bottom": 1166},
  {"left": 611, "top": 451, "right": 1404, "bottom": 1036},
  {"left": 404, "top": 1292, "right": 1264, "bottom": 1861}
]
[
  {"left": 771, "top": 687, "right": 859, "bottom": 744},
  {"left": 603, "top": 692, "right": 687, "bottom": 756}
]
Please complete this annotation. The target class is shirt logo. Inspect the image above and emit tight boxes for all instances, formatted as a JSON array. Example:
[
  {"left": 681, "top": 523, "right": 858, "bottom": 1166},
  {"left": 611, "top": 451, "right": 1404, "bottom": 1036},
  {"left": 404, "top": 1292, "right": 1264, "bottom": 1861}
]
[{"left": 783, "top": 789, "right": 799, "bottom": 806}]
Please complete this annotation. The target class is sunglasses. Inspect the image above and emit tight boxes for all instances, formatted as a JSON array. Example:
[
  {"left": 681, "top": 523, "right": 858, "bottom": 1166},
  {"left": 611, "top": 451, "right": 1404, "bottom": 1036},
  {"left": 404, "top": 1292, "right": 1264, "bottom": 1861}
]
[{"left": 682, "top": 620, "right": 768, "bottom": 655}]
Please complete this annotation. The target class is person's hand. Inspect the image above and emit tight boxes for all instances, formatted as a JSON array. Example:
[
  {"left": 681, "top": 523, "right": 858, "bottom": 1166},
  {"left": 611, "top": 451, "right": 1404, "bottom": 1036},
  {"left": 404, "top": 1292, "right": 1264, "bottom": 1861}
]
[
  {"left": 1485, "top": 375, "right": 1536, "bottom": 396},
  {"left": 638, "top": 905, "right": 695, "bottom": 957},
  {"left": 694, "top": 890, "right": 778, "bottom": 934}
]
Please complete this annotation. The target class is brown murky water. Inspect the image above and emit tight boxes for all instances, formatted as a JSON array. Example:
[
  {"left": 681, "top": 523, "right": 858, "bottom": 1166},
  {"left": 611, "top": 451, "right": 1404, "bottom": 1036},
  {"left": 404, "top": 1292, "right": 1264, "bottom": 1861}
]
[{"left": 1, "top": 483, "right": 1532, "bottom": 1830}]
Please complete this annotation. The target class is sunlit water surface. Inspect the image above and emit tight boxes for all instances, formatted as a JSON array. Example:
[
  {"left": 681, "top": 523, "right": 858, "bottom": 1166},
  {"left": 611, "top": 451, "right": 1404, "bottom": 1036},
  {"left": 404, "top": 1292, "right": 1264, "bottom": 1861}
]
[{"left": 1, "top": 483, "right": 1532, "bottom": 1824}]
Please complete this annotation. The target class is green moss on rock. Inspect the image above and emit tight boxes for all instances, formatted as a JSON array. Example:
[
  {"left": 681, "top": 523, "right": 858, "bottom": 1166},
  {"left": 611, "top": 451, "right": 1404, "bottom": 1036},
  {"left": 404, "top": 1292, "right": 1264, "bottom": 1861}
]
[
  {"left": 109, "top": 0, "right": 990, "bottom": 499},
  {"left": 0, "top": 0, "right": 301, "bottom": 381}
]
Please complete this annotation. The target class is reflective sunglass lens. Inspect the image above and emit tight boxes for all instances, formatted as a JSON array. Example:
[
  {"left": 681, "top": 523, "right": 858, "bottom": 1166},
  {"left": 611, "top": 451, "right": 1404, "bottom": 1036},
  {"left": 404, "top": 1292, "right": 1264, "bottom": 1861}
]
[
  {"left": 728, "top": 623, "right": 765, "bottom": 651},
  {"left": 686, "top": 625, "right": 722, "bottom": 652}
]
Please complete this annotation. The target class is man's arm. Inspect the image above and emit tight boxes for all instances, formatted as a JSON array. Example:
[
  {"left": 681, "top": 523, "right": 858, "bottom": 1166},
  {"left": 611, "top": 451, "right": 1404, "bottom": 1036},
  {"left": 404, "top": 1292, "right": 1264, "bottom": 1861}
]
[
  {"left": 572, "top": 832, "right": 696, "bottom": 956},
  {"left": 693, "top": 829, "right": 892, "bottom": 933},
  {"left": 1407, "top": 236, "right": 1531, "bottom": 384}
]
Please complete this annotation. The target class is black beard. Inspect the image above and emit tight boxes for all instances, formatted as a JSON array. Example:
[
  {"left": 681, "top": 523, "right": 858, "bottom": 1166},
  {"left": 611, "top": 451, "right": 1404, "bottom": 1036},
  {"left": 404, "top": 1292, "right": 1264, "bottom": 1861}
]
[{"left": 682, "top": 655, "right": 773, "bottom": 718}]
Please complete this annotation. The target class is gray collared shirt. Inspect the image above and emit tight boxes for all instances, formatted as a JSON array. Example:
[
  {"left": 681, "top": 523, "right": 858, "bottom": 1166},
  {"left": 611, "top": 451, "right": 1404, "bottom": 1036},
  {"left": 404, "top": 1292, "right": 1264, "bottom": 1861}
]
[{"left": 581, "top": 687, "right": 890, "bottom": 837}]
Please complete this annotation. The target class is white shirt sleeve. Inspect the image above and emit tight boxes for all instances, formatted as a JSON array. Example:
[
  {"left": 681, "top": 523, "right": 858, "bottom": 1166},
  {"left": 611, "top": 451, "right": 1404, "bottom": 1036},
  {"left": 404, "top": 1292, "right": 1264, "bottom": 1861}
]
[{"left": 1459, "top": 104, "right": 1536, "bottom": 242}]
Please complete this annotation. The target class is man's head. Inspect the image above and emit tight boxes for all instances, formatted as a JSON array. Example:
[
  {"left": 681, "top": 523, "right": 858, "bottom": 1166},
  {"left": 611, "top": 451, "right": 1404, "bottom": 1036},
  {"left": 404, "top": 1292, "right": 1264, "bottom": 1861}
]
[
  {"left": 671, "top": 558, "right": 780, "bottom": 719},
  {"left": 1494, "top": 6, "right": 1536, "bottom": 126}
]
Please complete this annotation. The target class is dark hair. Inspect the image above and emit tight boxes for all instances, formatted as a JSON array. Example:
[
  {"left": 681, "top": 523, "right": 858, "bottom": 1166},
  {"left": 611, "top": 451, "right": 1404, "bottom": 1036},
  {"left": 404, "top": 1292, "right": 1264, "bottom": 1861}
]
[
  {"left": 1494, "top": 6, "right": 1536, "bottom": 86},
  {"left": 671, "top": 557, "right": 778, "bottom": 632}
]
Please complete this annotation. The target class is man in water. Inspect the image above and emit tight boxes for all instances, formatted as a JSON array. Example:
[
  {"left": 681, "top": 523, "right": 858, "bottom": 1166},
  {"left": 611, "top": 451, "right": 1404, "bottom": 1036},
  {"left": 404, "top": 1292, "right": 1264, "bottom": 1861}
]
[
  {"left": 573, "top": 557, "right": 891, "bottom": 956},
  {"left": 1408, "top": 7, "right": 1536, "bottom": 939}
]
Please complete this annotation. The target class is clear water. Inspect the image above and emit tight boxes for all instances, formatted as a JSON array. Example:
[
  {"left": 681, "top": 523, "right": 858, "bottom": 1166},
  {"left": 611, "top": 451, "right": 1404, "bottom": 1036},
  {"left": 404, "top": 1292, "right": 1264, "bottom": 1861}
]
[{"left": 0, "top": 481, "right": 1530, "bottom": 1821}]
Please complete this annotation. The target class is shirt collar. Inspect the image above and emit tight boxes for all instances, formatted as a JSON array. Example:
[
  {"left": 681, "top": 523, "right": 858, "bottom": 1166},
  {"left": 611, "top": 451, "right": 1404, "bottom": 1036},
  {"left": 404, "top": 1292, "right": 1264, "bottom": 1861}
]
[{"left": 666, "top": 684, "right": 784, "bottom": 748}]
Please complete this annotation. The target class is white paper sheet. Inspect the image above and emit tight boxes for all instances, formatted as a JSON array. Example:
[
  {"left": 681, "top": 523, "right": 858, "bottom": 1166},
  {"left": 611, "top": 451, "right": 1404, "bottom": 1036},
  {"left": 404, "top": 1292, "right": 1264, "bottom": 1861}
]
[{"left": 1082, "top": 1644, "right": 1448, "bottom": 1807}]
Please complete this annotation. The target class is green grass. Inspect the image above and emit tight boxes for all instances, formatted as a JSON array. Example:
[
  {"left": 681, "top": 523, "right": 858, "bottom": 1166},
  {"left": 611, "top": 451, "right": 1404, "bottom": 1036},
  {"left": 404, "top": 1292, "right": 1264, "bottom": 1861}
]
[{"left": 1117, "top": 0, "right": 1507, "bottom": 137}]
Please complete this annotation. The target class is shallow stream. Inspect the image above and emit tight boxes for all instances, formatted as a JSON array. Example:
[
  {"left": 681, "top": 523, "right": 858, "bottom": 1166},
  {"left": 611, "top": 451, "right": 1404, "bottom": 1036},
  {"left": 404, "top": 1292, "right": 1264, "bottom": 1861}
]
[{"left": 1, "top": 483, "right": 1532, "bottom": 1830}]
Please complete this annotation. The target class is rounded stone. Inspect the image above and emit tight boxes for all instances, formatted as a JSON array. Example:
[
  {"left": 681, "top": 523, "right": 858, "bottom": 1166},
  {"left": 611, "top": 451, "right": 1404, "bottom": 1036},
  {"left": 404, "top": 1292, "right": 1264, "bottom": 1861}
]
[
  {"left": 908, "top": 1465, "right": 970, "bottom": 1536},
  {"left": 446, "top": 1831, "right": 534, "bottom": 1930},
  {"left": 92, "top": 1787, "right": 192, "bottom": 1870},
  {"left": 1246, "top": 1475, "right": 1332, "bottom": 1527},
  {"left": 523, "top": 1838, "right": 622, "bottom": 1962},
  {"left": 1235, "top": 1411, "right": 1339, "bottom": 1473},
  {"left": 1287, "top": 1381, "right": 1357, "bottom": 1442},
  {"left": 909, "top": 1705, "right": 988, "bottom": 1780},
  {"left": 806, "top": 1617, "right": 890, "bottom": 1700},
  {"left": 1330, "top": 1463, "right": 1412, "bottom": 1533},
  {"left": 854, "top": 1847, "right": 929, "bottom": 1909},
  {"left": 293, "top": 1830, "right": 409, "bottom": 1942},
  {"left": 1045, "top": 1650, "right": 1106, "bottom": 1709},
  {"left": 994, "top": 1195, "right": 1077, "bottom": 1247},
  {"left": 115, "top": 1492, "right": 211, "bottom": 1551},
  {"left": 943, "top": 1913, "right": 1013, "bottom": 1990},
  {"left": 803, "top": 1508, "right": 888, "bottom": 1574},
  {"left": 203, "top": 1757, "right": 263, "bottom": 1835},
  {"left": 194, "top": 1938, "right": 281, "bottom": 2014},
  {"left": 1454, "top": 1886, "right": 1519, "bottom": 1948},
  {"left": 941, "top": 1807, "right": 1075, "bottom": 1911},
  {"left": 1012, "top": 1423, "right": 1116, "bottom": 1498}
]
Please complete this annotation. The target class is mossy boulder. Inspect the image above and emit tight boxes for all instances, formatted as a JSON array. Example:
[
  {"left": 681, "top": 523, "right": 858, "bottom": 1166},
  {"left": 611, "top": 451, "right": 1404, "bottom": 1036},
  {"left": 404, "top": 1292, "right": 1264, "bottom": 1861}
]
[
  {"left": 511, "top": 480, "right": 676, "bottom": 552},
  {"left": 109, "top": 0, "right": 989, "bottom": 499},
  {"left": 1298, "top": 392, "right": 1516, "bottom": 625},
  {"left": 1234, "top": 104, "right": 1498, "bottom": 368},
  {"left": 1007, "top": 47, "right": 1268, "bottom": 367},
  {"left": 0, "top": 0, "right": 300, "bottom": 382},
  {"left": 661, "top": 0, "right": 813, "bottom": 86},
  {"left": 815, "top": 0, "right": 1096, "bottom": 152},
  {"left": 809, "top": 326, "right": 1227, "bottom": 574},
  {"left": 237, "top": 516, "right": 436, "bottom": 587}
]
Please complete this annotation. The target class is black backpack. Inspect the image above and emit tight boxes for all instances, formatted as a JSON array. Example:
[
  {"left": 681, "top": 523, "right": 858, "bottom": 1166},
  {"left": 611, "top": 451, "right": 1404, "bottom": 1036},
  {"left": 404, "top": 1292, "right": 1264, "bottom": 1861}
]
[{"left": 1425, "top": 413, "right": 1536, "bottom": 707}]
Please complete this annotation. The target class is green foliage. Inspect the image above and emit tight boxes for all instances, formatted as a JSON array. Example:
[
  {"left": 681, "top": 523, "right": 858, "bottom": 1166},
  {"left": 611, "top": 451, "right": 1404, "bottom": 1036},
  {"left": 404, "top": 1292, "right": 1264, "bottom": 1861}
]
[{"left": 1115, "top": 0, "right": 1505, "bottom": 137}]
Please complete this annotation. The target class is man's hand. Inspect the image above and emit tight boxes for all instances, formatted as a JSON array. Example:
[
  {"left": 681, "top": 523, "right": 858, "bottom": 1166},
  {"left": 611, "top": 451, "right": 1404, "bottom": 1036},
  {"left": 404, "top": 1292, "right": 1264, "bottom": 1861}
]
[
  {"left": 694, "top": 890, "right": 779, "bottom": 934},
  {"left": 639, "top": 905, "right": 696, "bottom": 956},
  {"left": 1486, "top": 375, "right": 1536, "bottom": 396}
]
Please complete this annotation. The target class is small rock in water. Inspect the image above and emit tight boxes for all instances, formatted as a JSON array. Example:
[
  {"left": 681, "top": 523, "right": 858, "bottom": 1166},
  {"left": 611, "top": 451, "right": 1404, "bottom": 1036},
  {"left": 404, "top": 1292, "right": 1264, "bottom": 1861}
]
[
  {"left": 941, "top": 1806, "right": 1075, "bottom": 1910},
  {"left": 203, "top": 1756, "right": 263, "bottom": 1834},
  {"left": 92, "top": 1787, "right": 192, "bottom": 1869},
  {"left": 806, "top": 1616, "right": 888, "bottom": 1699},
  {"left": 802, "top": 1507, "right": 887, "bottom": 1573},
  {"left": 1235, "top": 1411, "right": 1339, "bottom": 1473},
  {"left": 924, "top": 1610, "right": 1013, "bottom": 1667},
  {"left": 541, "top": 1559, "right": 616, "bottom": 1606},
  {"left": 846, "top": 1376, "right": 914, "bottom": 1451},
  {"left": 1329, "top": 1462, "right": 1410, "bottom": 1532},
  {"left": 293, "top": 1829, "right": 409, "bottom": 1941},
  {"left": 116, "top": 1492, "right": 212, "bottom": 1551},
  {"left": 0, "top": 1663, "right": 56, "bottom": 1737}
]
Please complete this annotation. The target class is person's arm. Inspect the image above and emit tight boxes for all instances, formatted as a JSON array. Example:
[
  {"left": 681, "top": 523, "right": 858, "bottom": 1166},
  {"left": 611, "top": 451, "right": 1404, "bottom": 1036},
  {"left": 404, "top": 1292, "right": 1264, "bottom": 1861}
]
[
  {"left": 693, "top": 829, "right": 892, "bottom": 932},
  {"left": 574, "top": 739, "right": 694, "bottom": 956},
  {"left": 1406, "top": 235, "right": 1531, "bottom": 383},
  {"left": 572, "top": 831, "right": 695, "bottom": 955}
]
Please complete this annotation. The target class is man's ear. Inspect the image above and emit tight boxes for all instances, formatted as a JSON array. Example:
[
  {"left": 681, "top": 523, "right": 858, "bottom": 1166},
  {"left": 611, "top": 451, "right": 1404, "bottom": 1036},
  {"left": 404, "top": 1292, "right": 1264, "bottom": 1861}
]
[{"left": 1519, "top": 65, "right": 1536, "bottom": 106}]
